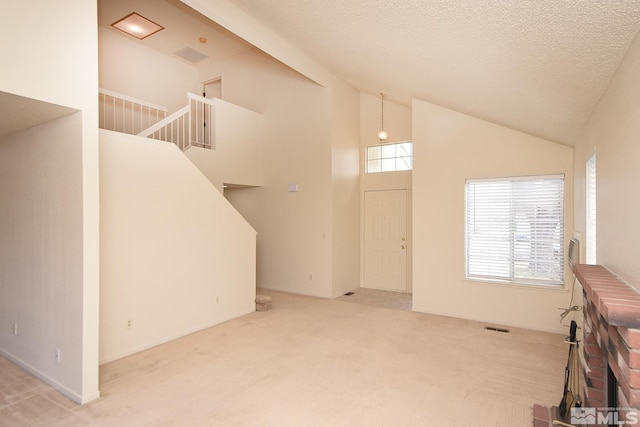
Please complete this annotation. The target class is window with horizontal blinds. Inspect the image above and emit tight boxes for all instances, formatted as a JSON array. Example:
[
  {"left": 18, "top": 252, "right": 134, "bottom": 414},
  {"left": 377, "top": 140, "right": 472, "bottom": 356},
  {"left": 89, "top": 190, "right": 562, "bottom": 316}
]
[{"left": 465, "top": 175, "right": 565, "bottom": 287}]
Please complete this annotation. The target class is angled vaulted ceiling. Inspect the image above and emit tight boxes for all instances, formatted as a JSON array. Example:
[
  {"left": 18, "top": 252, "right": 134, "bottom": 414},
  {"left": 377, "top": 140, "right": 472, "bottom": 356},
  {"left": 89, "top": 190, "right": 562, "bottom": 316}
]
[
  {"left": 224, "top": 0, "right": 640, "bottom": 146},
  {"left": 99, "top": 0, "right": 640, "bottom": 146}
]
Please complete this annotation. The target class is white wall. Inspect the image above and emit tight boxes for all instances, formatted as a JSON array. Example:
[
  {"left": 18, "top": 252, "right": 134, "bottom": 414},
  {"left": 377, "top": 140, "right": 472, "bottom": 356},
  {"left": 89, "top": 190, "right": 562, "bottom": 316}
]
[
  {"left": 175, "top": 1, "right": 361, "bottom": 301},
  {"left": 0, "top": 0, "right": 99, "bottom": 403},
  {"left": 185, "top": 98, "right": 263, "bottom": 191},
  {"left": 184, "top": 0, "right": 361, "bottom": 299},
  {"left": 573, "top": 32, "right": 640, "bottom": 290},
  {"left": 330, "top": 82, "right": 361, "bottom": 297},
  {"left": 99, "top": 27, "right": 199, "bottom": 113},
  {"left": 412, "top": 99, "right": 576, "bottom": 333},
  {"left": 0, "top": 114, "right": 85, "bottom": 401},
  {"left": 99, "top": 130, "right": 256, "bottom": 363},
  {"left": 208, "top": 51, "right": 336, "bottom": 297}
]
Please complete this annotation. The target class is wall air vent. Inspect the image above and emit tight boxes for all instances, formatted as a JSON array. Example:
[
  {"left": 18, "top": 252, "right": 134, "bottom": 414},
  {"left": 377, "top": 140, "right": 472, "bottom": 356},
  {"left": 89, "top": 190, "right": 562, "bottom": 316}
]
[{"left": 174, "top": 47, "right": 209, "bottom": 63}]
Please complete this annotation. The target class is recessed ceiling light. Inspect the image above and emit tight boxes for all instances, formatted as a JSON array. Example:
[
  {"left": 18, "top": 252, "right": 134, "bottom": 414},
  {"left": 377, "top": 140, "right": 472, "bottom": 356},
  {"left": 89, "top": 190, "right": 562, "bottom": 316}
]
[{"left": 111, "top": 12, "right": 164, "bottom": 40}]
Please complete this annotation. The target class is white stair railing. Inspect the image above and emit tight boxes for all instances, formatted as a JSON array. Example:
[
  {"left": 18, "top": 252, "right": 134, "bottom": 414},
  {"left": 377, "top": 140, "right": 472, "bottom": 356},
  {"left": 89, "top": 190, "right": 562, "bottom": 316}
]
[
  {"left": 99, "top": 88, "right": 168, "bottom": 135},
  {"left": 137, "top": 105, "right": 191, "bottom": 151},
  {"left": 137, "top": 93, "right": 215, "bottom": 151}
]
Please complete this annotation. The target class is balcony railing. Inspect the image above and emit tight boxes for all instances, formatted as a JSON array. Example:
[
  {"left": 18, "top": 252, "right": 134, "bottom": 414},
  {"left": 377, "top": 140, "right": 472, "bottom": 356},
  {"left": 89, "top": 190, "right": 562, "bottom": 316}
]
[
  {"left": 99, "top": 88, "right": 168, "bottom": 136},
  {"left": 137, "top": 93, "right": 215, "bottom": 151}
]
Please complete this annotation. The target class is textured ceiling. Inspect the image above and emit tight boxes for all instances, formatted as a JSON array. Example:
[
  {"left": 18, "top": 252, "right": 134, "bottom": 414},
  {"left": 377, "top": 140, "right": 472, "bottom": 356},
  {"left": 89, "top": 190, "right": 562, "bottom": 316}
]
[
  {"left": 227, "top": 0, "right": 640, "bottom": 146},
  {"left": 98, "top": 0, "right": 254, "bottom": 65}
]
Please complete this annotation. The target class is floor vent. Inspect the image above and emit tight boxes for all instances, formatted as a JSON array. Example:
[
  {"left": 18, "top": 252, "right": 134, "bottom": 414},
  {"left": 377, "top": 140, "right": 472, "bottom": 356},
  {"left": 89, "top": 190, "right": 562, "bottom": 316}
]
[
  {"left": 484, "top": 326, "right": 510, "bottom": 333},
  {"left": 344, "top": 292, "right": 355, "bottom": 296}
]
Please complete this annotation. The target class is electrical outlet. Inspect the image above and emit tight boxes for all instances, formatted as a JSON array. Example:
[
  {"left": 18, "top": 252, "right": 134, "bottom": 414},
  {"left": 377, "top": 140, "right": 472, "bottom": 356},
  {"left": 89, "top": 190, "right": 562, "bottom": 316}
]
[
  {"left": 55, "top": 349, "right": 61, "bottom": 364},
  {"left": 126, "top": 319, "right": 133, "bottom": 329},
  {"left": 309, "top": 274, "right": 313, "bottom": 281},
  {"left": 216, "top": 296, "right": 220, "bottom": 304},
  {"left": 13, "top": 323, "right": 17, "bottom": 335}
]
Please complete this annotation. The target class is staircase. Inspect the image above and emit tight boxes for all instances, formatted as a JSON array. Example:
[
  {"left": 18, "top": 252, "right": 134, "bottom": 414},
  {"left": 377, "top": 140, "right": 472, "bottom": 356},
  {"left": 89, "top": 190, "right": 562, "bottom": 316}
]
[
  {"left": 98, "top": 89, "right": 263, "bottom": 190},
  {"left": 97, "top": 89, "right": 259, "bottom": 364}
]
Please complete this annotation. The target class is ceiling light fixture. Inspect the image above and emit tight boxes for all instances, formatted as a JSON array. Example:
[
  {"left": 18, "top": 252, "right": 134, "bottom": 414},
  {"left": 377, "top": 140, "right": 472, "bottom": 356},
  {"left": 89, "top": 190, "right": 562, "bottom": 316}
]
[
  {"left": 378, "top": 92, "right": 388, "bottom": 142},
  {"left": 111, "top": 12, "right": 164, "bottom": 40}
]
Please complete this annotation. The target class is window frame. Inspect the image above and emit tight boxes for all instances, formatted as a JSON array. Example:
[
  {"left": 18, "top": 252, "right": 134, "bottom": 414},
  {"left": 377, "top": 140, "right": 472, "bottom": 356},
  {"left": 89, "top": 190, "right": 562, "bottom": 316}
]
[
  {"left": 365, "top": 141, "right": 413, "bottom": 173},
  {"left": 464, "top": 174, "right": 565, "bottom": 288}
]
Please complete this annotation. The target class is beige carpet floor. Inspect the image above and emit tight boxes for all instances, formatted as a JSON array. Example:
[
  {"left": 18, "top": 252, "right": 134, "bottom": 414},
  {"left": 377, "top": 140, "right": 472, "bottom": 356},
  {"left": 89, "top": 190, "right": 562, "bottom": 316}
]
[
  {"left": 336, "top": 287, "right": 412, "bottom": 311},
  {"left": 0, "top": 289, "right": 567, "bottom": 426}
]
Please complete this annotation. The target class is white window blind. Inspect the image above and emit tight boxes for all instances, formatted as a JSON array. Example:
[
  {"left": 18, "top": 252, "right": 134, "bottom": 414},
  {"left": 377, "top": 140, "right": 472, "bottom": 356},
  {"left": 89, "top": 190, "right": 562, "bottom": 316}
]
[
  {"left": 586, "top": 155, "right": 596, "bottom": 264},
  {"left": 465, "top": 175, "right": 565, "bottom": 287}
]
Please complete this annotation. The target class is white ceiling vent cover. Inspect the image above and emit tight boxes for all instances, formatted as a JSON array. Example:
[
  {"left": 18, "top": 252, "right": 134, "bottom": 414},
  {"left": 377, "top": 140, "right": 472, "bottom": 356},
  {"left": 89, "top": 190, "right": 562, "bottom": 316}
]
[{"left": 174, "top": 47, "right": 208, "bottom": 63}]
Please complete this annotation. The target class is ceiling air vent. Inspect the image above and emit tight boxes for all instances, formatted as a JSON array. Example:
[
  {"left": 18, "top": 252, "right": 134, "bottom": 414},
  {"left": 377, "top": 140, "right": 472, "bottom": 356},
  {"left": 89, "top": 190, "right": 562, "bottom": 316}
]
[
  {"left": 484, "top": 326, "right": 510, "bottom": 333},
  {"left": 174, "top": 47, "right": 209, "bottom": 63}
]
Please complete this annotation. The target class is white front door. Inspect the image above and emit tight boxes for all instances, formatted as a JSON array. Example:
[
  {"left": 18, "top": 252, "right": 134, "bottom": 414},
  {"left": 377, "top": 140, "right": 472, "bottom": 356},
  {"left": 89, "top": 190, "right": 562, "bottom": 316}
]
[{"left": 364, "top": 190, "right": 408, "bottom": 292}]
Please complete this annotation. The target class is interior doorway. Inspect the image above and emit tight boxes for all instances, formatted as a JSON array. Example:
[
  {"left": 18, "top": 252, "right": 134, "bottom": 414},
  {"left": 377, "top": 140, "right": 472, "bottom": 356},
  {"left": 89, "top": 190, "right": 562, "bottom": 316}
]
[
  {"left": 202, "top": 76, "right": 222, "bottom": 100},
  {"left": 363, "top": 189, "right": 408, "bottom": 292}
]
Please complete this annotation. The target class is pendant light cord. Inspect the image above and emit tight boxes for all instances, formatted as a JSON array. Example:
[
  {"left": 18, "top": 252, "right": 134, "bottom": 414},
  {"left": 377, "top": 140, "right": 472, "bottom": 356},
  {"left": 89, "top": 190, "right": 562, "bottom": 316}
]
[
  {"left": 378, "top": 92, "right": 388, "bottom": 142},
  {"left": 380, "top": 92, "right": 385, "bottom": 131}
]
